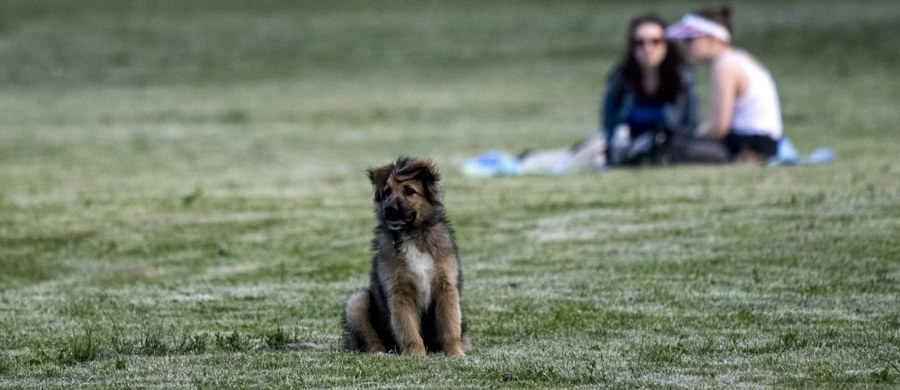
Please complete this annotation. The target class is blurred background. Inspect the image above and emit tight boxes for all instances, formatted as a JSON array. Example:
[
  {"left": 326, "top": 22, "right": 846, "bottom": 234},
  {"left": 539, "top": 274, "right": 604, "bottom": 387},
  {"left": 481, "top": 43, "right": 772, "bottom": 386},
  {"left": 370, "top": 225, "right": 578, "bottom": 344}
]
[{"left": 2, "top": 1, "right": 897, "bottom": 190}]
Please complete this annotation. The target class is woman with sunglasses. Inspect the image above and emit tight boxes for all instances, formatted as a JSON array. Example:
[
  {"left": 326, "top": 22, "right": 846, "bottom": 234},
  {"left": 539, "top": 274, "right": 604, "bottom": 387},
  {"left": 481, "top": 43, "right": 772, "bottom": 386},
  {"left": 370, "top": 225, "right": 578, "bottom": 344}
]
[
  {"left": 667, "top": 6, "right": 783, "bottom": 163},
  {"left": 602, "top": 14, "right": 699, "bottom": 165}
]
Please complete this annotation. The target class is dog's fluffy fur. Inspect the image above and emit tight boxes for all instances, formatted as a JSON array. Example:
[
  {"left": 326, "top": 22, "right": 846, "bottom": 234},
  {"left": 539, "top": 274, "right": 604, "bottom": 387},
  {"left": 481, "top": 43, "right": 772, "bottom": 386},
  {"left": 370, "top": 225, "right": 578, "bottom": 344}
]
[{"left": 342, "top": 157, "right": 470, "bottom": 356}]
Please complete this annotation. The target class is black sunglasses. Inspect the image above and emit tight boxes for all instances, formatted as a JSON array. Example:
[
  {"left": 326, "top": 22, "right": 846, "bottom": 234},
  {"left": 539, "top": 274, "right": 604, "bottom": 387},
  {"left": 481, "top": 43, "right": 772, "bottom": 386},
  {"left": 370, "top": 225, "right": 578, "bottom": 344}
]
[{"left": 632, "top": 38, "right": 665, "bottom": 47}]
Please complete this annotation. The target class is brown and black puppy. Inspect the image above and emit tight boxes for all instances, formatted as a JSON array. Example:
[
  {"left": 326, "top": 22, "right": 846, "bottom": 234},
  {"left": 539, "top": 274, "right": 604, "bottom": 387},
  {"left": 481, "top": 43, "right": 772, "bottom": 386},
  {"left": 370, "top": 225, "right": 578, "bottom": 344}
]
[{"left": 343, "top": 157, "right": 470, "bottom": 356}]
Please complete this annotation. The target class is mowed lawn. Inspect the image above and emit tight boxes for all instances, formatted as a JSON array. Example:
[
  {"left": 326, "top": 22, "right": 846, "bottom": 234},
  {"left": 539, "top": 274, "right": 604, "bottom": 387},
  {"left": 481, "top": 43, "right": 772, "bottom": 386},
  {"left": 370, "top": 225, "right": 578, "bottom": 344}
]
[{"left": 1, "top": 1, "right": 898, "bottom": 388}]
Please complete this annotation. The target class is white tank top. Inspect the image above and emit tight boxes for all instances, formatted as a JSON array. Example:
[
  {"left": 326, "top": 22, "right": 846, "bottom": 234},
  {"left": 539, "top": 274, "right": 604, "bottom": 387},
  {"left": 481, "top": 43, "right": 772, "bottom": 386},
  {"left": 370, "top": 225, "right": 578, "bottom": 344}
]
[{"left": 721, "top": 49, "right": 783, "bottom": 139}]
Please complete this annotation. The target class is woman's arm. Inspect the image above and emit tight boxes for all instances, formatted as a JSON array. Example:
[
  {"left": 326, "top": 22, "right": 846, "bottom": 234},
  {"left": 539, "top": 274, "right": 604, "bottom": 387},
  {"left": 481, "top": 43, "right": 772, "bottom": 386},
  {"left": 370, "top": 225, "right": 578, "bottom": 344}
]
[
  {"left": 601, "top": 70, "right": 624, "bottom": 141},
  {"left": 697, "top": 58, "right": 744, "bottom": 139}
]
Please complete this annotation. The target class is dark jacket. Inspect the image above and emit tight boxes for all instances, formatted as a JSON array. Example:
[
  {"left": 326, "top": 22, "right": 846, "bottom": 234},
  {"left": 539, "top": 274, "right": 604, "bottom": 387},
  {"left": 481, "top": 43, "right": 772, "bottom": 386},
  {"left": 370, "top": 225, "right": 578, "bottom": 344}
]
[{"left": 601, "top": 67, "right": 699, "bottom": 142}]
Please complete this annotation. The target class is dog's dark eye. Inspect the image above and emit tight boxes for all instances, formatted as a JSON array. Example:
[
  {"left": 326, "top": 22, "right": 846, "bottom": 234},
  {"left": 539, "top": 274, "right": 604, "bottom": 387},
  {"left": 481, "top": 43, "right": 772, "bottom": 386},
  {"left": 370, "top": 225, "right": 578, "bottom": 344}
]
[
  {"left": 403, "top": 186, "right": 415, "bottom": 196},
  {"left": 381, "top": 188, "right": 392, "bottom": 198}
]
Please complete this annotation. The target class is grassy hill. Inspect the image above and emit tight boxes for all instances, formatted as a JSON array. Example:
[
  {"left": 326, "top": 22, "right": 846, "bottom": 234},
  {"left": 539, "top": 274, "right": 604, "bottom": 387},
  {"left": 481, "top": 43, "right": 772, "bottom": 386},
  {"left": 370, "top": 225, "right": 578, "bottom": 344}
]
[{"left": 1, "top": 1, "right": 898, "bottom": 388}]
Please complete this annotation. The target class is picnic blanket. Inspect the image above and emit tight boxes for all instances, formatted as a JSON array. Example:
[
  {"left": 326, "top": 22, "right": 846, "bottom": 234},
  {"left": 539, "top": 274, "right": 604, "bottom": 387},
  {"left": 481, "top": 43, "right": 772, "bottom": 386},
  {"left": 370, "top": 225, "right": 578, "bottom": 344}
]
[
  {"left": 460, "top": 136, "right": 834, "bottom": 177},
  {"left": 766, "top": 137, "right": 835, "bottom": 166}
]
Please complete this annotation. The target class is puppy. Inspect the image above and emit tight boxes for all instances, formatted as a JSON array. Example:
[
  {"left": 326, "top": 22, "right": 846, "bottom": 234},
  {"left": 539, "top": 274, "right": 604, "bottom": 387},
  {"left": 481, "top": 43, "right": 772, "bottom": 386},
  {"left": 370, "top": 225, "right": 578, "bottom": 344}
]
[{"left": 343, "top": 157, "right": 470, "bottom": 356}]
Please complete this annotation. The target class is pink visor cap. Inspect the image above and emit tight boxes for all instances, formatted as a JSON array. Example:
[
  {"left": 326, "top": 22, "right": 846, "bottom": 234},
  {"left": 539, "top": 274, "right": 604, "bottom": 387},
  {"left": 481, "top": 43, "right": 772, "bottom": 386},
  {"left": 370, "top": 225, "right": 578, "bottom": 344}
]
[{"left": 666, "top": 14, "right": 731, "bottom": 43}]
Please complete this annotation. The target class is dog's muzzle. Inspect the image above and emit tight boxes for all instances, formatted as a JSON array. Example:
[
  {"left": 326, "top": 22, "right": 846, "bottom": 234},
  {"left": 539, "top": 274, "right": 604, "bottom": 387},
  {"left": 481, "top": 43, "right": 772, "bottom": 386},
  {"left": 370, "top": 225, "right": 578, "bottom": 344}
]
[{"left": 384, "top": 203, "right": 416, "bottom": 231}]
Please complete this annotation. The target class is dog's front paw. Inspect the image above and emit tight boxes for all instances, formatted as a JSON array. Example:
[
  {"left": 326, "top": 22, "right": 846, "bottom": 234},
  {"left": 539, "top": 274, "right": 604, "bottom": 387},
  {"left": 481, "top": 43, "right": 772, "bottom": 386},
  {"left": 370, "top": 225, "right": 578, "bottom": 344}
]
[
  {"left": 445, "top": 344, "right": 465, "bottom": 356},
  {"left": 403, "top": 344, "right": 427, "bottom": 356}
]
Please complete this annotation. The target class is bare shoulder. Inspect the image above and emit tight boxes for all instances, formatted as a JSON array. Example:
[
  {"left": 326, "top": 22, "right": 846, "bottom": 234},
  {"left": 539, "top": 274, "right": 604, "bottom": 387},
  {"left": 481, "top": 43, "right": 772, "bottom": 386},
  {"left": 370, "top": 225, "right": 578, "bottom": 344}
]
[
  {"left": 711, "top": 53, "right": 747, "bottom": 92},
  {"left": 712, "top": 54, "right": 743, "bottom": 75}
]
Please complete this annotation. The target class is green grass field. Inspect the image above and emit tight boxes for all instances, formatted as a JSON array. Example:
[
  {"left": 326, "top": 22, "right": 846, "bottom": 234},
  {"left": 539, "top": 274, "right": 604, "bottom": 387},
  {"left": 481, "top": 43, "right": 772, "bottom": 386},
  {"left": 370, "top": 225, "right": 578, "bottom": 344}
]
[{"left": 1, "top": 0, "right": 899, "bottom": 388}]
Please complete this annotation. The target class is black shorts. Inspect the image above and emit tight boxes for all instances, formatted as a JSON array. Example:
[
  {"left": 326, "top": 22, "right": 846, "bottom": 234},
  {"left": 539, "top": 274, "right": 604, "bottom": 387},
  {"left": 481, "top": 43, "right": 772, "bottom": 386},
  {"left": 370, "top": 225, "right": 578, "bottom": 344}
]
[{"left": 723, "top": 133, "right": 778, "bottom": 159}]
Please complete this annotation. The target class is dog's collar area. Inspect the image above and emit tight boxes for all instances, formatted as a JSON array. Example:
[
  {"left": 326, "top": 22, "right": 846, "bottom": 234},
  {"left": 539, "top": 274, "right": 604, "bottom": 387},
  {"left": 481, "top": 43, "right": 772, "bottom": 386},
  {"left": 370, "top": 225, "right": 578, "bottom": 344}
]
[{"left": 390, "top": 230, "right": 423, "bottom": 248}]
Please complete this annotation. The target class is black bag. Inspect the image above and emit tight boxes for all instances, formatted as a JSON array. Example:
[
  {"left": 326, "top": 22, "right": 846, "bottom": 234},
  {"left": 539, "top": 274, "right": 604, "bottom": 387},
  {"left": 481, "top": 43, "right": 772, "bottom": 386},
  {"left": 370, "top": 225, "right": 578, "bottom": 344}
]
[{"left": 609, "top": 128, "right": 675, "bottom": 166}]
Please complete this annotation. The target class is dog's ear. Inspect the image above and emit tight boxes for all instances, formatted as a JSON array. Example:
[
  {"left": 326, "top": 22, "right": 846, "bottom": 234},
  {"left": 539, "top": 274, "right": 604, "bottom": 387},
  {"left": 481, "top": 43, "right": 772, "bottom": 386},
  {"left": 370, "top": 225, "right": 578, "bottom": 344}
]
[
  {"left": 396, "top": 159, "right": 442, "bottom": 201},
  {"left": 367, "top": 162, "right": 394, "bottom": 192},
  {"left": 396, "top": 159, "right": 440, "bottom": 183}
]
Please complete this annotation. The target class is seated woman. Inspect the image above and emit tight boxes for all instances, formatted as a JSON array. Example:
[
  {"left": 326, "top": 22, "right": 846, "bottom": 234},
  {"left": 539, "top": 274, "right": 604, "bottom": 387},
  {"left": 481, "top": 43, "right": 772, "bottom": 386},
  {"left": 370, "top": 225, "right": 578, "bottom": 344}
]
[
  {"left": 666, "top": 6, "right": 783, "bottom": 163},
  {"left": 602, "top": 14, "right": 699, "bottom": 165}
]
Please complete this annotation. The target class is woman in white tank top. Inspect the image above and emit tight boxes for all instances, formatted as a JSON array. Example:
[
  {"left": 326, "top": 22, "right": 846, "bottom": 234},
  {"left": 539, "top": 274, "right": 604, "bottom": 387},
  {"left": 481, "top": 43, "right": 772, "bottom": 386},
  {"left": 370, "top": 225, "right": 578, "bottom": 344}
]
[{"left": 666, "top": 6, "right": 783, "bottom": 163}]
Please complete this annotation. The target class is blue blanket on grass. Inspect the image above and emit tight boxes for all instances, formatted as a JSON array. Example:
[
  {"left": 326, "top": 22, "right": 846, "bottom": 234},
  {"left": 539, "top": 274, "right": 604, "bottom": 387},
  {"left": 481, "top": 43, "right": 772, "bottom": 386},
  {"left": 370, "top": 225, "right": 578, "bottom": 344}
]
[
  {"left": 460, "top": 137, "right": 834, "bottom": 177},
  {"left": 766, "top": 137, "right": 835, "bottom": 166}
]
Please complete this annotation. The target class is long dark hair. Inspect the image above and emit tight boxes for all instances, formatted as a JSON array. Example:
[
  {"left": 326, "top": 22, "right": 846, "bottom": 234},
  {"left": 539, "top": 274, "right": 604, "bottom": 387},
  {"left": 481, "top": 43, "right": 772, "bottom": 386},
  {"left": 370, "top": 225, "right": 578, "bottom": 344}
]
[{"left": 617, "top": 14, "right": 686, "bottom": 103}]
